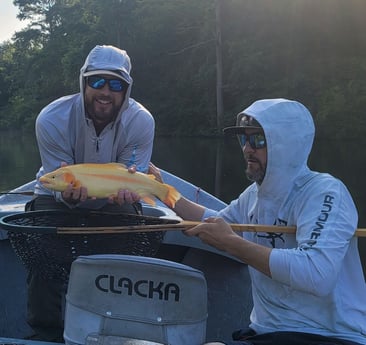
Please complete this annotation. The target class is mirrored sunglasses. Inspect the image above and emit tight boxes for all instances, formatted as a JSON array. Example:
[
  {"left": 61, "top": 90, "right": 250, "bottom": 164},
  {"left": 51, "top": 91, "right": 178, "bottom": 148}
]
[
  {"left": 238, "top": 133, "right": 266, "bottom": 149},
  {"left": 86, "top": 75, "right": 127, "bottom": 92}
]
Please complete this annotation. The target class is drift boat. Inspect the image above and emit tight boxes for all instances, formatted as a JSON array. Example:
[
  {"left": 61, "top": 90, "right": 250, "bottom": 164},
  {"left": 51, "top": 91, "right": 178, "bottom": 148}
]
[{"left": 0, "top": 169, "right": 253, "bottom": 345}]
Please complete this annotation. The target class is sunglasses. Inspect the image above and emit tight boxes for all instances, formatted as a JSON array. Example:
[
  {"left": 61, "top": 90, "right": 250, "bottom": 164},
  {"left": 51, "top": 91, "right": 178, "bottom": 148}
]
[
  {"left": 238, "top": 133, "right": 266, "bottom": 149},
  {"left": 86, "top": 75, "right": 127, "bottom": 92}
]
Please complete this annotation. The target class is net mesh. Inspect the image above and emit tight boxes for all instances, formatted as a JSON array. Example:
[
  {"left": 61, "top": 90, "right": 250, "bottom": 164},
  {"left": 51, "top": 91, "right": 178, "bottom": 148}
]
[{"left": 4, "top": 210, "right": 177, "bottom": 281}]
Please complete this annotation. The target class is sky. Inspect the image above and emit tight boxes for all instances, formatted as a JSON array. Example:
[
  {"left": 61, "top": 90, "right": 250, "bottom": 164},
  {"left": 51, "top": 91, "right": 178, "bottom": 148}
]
[{"left": 0, "top": 1, "right": 29, "bottom": 43}]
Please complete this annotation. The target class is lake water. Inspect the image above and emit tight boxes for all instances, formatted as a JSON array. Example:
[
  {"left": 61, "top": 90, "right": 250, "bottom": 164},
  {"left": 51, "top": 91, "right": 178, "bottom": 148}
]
[{"left": 0, "top": 130, "right": 365, "bottom": 276}]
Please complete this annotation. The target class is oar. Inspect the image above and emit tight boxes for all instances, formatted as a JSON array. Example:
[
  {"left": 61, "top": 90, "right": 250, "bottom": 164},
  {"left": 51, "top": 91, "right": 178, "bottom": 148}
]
[
  {"left": 56, "top": 221, "right": 366, "bottom": 237},
  {"left": 0, "top": 191, "right": 34, "bottom": 195}
]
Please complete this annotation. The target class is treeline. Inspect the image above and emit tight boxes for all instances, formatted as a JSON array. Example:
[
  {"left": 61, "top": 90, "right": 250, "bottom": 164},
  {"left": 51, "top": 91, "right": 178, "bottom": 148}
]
[{"left": 1, "top": 0, "right": 366, "bottom": 137}]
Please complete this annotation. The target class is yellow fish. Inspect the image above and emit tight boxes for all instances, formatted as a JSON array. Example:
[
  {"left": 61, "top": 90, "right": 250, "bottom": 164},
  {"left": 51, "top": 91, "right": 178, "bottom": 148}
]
[{"left": 39, "top": 163, "right": 181, "bottom": 208}]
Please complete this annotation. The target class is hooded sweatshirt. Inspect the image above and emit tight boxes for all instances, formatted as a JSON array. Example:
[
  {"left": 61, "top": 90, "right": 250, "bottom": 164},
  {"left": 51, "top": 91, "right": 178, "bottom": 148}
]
[
  {"left": 34, "top": 45, "right": 155, "bottom": 203},
  {"left": 204, "top": 99, "right": 366, "bottom": 344}
]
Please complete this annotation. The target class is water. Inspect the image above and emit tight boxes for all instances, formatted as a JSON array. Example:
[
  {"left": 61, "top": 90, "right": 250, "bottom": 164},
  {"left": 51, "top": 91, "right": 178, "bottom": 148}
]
[
  {"left": 0, "top": 130, "right": 41, "bottom": 191},
  {"left": 0, "top": 130, "right": 365, "bottom": 276}
]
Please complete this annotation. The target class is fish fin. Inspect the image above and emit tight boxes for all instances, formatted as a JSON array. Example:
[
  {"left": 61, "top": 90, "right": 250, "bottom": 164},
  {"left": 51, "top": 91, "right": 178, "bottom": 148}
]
[
  {"left": 73, "top": 179, "right": 82, "bottom": 189},
  {"left": 63, "top": 172, "right": 76, "bottom": 184},
  {"left": 161, "top": 184, "right": 181, "bottom": 208},
  {"left": 145, "top": 173, "right": 159, "bottom": 180},
  {"left": 141, "top": 195, "right": 156, "bottom": 206}
]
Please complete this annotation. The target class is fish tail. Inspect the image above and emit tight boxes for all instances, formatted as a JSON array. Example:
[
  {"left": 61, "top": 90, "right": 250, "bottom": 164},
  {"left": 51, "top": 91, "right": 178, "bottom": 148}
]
[
  {"left": 141, "top": 195, "right": 156, "bottom": 206},
  {"left": 161, "top": 183, "right": 181, "bottom": 208}
]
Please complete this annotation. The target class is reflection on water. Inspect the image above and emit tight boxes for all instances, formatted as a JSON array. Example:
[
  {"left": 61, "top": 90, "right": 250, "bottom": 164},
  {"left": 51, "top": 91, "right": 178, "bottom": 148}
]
[
  {"left": 0, "top": 130, "right": 41, "bottom": 191},
  {"left": 0, "top": 131, "right": 365, "bottom": 276}
]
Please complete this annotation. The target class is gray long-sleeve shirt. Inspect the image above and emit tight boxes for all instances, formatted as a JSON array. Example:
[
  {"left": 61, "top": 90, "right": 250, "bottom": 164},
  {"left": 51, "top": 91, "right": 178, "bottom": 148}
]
[{"left": 34, "top": 45, "right": 155, "bottom": 207}]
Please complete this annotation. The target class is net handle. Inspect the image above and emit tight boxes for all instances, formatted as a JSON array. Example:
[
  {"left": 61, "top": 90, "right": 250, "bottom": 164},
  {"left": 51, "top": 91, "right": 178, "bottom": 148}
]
[
  {"left": 0, "top": 210, "right": 178, "bottom": 234},
  {"left": 2, "top": 210, "right": 364, "bottom": 237}
]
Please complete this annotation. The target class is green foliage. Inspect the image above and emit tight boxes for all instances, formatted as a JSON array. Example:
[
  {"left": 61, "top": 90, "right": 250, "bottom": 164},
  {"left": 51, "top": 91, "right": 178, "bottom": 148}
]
[{"left": 1, "top": 0, "right": 366, "bottom": 137}]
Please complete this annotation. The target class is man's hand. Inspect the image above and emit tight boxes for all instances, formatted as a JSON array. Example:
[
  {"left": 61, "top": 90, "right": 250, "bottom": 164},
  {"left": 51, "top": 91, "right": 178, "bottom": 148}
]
[
  {"left": 184, "top": 217, "right": 239, "bottom": 252},
  {"left": 108, "top": 164, "right": 140, "bottom": 205},
  {"left": 148, "top": 162, "right": 163, "bottom": 183},
  {"left": 109, "top": 189, "right": 140, "bottom": 205},
  {"left": 186, "top": 217, "right": 272, "bottom": 277},
  {"left": 59, "top": 162, "right": 89, "bottom": 203},
  {"left": 62, "top": 183, "right": 88, "bottom": 203}
]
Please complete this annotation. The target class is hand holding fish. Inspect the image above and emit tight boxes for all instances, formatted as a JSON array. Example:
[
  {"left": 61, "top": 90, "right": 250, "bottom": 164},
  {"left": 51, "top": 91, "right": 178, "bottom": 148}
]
[
  {"left": 109, "top": 189, "right": 140, "bottom": 205},
  {"left": 105, "top": 165, "right": 141, "bottom": 205},
  {"left": 59, "top": 162, "right": 89, "bottom": 204},
  {"left": 148, "top": 162, "right": 207, "bottom": 220},
  {"left": 60, "top": 163, "right": 141, "bottom": 205},
  {"left": 39, "top": 163, "right": 181, "bottom": 207},
  {"left": 148, "top": 162, "right": 163, "bottom": 183},
  {"left": 61, "top": 183, "right": 89, "bottom": 204}
]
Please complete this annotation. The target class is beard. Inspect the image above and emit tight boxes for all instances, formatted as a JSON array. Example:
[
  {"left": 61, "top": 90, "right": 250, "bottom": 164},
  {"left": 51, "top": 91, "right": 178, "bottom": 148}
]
[
  {"left": 86, "top": 100, "right": 120, "bottom": 124},
  {"left": 245, "top": 157, "right": 266, "bottom": 184},
  {"left": 84, "top": 94, "right": 123, "bottom": 126},
  {"left": 246, "top": 167, "right": 265, "bottom": 184}
]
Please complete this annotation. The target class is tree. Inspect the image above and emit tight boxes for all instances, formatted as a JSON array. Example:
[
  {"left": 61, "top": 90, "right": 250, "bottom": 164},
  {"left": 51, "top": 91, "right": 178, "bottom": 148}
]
[{"left": 1, "top": 0, "right": 366, "bottom": 137}]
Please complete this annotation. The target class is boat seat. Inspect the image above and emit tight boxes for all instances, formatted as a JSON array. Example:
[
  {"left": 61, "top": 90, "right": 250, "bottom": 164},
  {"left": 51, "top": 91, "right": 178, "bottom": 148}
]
[{"left": 64, "top": 254, "right": 207, "bottom": 345}]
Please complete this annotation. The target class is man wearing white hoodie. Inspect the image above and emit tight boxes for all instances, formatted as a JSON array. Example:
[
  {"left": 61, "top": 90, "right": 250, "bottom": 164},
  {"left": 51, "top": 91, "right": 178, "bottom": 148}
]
[
  {"left": 149, "top": 99, "right": 366, "bottom": 345},
  {"left": 34, "top": 44, "right": 154, "bottom": 206},
  {"left": 26, "top": 45, "right": 155, "bottom": 341}
]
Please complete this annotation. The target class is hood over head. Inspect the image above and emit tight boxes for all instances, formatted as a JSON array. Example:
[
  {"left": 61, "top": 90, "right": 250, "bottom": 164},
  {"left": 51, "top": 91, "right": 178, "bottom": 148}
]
[
  {"left": 80, "top": 45, "right": 132, "bottom": 83},
  {"left": 230, "top": 98, "right": 315, "bottom": 199},
  {"left": 228, "top": 98, "right": 315, "bottom": 224},
  {"left": 79, "top": 45, "right": 133, "bottom": 118}
]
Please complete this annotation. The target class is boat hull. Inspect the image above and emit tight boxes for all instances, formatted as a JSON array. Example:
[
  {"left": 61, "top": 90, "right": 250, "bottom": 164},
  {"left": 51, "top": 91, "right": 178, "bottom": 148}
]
[{"left": 0, "top": 171, "right": 253, "bottom": 343}]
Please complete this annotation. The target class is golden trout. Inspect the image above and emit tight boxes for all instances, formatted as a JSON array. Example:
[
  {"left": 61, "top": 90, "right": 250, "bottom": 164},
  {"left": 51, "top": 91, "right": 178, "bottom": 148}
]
[{"left": 39, "top": 163, "right": 181, "bottom": 208}]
